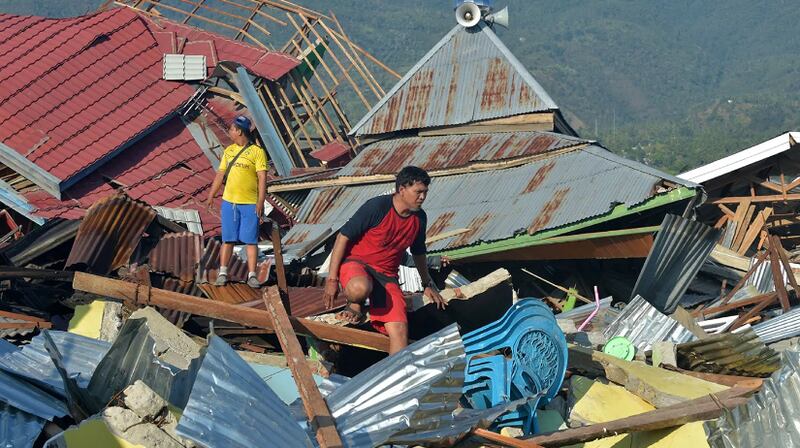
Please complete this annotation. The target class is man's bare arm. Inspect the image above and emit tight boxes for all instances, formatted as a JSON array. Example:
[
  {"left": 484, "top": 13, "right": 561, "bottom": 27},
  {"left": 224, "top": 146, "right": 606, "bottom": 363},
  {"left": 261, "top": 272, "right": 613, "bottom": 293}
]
[
  {"left": 256, "top": 170, "right": 266, "bottom": 220},
  {"left": 323, "top": 233, "right": 350, "bottom": 308},
  {"left": 206, "top": 171, "right": 225, "bottom": 210},
  {"left": 413, "top": 253, "right": 446, "bottom": 310}
]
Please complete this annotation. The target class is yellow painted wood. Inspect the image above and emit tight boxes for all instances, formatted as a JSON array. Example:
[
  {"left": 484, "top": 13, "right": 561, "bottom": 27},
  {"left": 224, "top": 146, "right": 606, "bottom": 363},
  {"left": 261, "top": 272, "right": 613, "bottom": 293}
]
[
  {"left": 67, "top": 300, "right": 107, "bottom": 339},
  {"left": 62, "top": 419, "right": 145, "bottom": 448}
]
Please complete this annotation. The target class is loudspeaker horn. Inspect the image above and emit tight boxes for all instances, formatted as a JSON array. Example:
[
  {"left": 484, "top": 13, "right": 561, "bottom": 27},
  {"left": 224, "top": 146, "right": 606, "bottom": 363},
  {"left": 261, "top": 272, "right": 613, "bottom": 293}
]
[
  {"left": 486, "top": 6, "right": 509, "bottom": 28},
  {"left": 455, "top": 2, "right": 482, "bottom": 28}
]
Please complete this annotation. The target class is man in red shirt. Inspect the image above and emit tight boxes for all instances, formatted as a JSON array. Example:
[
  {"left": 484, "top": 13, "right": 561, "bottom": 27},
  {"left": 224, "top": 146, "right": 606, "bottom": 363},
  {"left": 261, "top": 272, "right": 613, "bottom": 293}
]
[{"left": 322, "top": 166, "right": 445, "bottom": 354}]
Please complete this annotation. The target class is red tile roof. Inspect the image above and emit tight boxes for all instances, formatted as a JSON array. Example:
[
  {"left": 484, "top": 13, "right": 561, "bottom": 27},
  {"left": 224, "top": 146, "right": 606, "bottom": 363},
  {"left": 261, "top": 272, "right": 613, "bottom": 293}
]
[
  {"left": 143, "top": 14, "right": 300, "bottom": 81},
  {"left": 0, "top": 8, "right": 195, "bottom": 186},
  {"left": 25, "top": 117, "right": 222, "bottom": 235}
]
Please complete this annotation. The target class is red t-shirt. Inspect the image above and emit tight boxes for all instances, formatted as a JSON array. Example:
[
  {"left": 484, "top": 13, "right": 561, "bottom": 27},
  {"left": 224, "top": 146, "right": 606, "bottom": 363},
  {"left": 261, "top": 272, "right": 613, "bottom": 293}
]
[{"left": 339, "top": 195, "right": 427, "bottom": 277}]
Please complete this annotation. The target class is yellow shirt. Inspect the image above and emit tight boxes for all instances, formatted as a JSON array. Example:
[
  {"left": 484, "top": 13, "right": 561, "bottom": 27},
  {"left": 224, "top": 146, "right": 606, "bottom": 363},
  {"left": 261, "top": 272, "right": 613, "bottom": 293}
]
[{"left": 219, "top": 143, "right": 268, "bottom": 204}]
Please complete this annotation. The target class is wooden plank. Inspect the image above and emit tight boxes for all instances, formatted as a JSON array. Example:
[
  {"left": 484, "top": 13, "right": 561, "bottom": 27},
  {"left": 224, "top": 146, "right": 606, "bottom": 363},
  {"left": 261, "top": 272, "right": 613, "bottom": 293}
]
[
  {"left": 731, "top": 201, "right": 754, "bottom": 251},
  {"left": 72, "top": 272, "right": 391, "bottom": 352},
  {"left": 425, "top": 228, "right": 471, "bottom": 245},
  {"left": 719, "top": 250, "right": 768, "bottom": 304},
  {"left": 472, "top": 428, "right": 544, "bottom": 448},
  {"left": 710, "top": 193, "right": 800, "bottom": 204},
  {"left": 263, "top": 287, "right": 342, "bottom": 447},
  {"left": 767, "top": 239, "right": 791, "bottom": 311},
  {"left": 524, "top": 392, "right": 751, "bottom": 447},
  {"left": 717, "top": 204, "right": 736, "bottom": 218},
  {"left": 696, "top": 292, "right": 777, "bottom": 318},
  {"left": 736, "top": 207, "right": 773, "bottom": 255},
  {"left": 771, "top": 234, "right": 800, "bottom": 299},
  {"left": 408, "top": 268, "right": 511, "bottom": 312},
  {"left": 730, "top": 294, "right": 777, "bottom": 330},
  {"left": 270, "top": 221, "right": 291, "bottom": 314}
]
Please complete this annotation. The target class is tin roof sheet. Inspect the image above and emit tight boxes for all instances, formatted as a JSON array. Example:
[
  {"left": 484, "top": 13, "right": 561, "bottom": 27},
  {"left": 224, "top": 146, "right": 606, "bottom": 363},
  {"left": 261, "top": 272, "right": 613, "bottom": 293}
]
[
  {"left": 24, "top": 117, "right": 221, "bottom": 236},
  {"left": 65, "top": 194, "right": 157, "bottom": 275},
  {"left": 350, "top": 22, "right": 558, "bottom": 137},
  {"left": 679, "top": 132, "right": 800, "bottom": 184},
  {"left": 283, "top": 145, "right": 694, "bottom": 254},
  {"left": 706, "top": 345, "right": 800, "bottom": 447},
  {"left": 149, "top": 232, "right": 203, "bottom": 282},
  {"left": 0, "top": 403, "right": 45, "bottom": 448},
  {"left": 337, "top": 131, "right": 587, "bottom": 177},
  {"left": 676, "top": 329, "right": 780, "bottom": 378},
  {"left": 0, "top": 8, "right": 195, "bottom": 186},
  {"left": 603, "top": 295, "right": 696, "bottom": 352},
  {"left": 176, "top": 335, "right": 314, "bottom": 448},
  {"left": 0, "top": 369, "right": 67, "bottom": 421}
]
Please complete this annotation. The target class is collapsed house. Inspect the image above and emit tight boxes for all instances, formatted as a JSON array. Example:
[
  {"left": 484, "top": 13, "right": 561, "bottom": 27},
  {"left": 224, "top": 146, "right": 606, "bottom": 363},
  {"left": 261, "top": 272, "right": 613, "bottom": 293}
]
[{"left": 0, "top": 1, "right": 799, "bottom": 448}]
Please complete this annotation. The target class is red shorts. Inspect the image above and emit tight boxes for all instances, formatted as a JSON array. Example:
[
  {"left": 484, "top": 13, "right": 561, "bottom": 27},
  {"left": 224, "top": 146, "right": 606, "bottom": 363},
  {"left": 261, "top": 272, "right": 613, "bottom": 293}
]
[{"left": 339, "top": 261, "right": 407, "bottom": 335}]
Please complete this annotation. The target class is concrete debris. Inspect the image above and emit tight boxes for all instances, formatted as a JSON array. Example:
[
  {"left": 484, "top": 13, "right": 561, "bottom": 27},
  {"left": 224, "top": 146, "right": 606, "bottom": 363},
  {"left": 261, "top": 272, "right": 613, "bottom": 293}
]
[{"left": 0, "top": 1, "right": 796, "bottom": 447}]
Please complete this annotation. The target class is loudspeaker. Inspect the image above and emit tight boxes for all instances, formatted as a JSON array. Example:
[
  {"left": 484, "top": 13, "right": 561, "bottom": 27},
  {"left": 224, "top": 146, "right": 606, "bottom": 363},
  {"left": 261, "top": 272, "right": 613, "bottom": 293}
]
[
  {"left": 486, "top": 6, "right": 509, "bottom": 28},
  {"left": 455, "top": 2, "right": 482, "bottom": 28}
]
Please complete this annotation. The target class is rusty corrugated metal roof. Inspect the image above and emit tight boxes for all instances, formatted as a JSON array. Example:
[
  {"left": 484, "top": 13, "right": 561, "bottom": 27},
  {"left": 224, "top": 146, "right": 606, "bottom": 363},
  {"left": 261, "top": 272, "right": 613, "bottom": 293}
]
[
  {"left": 199, "top": 284, "right": 341, "bottom": 318},
  {"left": 337, "top": 131, "right": 587, "bottom": 177},
  {"left": 676, "top": 329, "right": 781, "bottom": 378},
  {"left": 349, "top": 22, "right": 558, "bottom": 137},
  {"left": 149, "top": 232, "right": 203, "bottom": 283},
  {"left": 65, "top": 194, "right": 157, "bottom": 274},
  {"left": 196, "top": 239, "right": 272, "bottom": 284},
  {"left": 282, "top": 145, "right": 694, "bottom": 255}
]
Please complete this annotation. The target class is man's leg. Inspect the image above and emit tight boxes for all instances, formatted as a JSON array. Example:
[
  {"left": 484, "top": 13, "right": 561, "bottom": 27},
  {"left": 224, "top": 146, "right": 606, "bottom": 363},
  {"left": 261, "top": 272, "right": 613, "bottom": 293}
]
[
  {"left": 384, "top": 322, "right": 408, "bottom": 355},
  {"left": 216, "top": 201, "right": 236, "bottom": 286},
  {"left": 338, "top": 274, "right": 371, "bottom": 323}
]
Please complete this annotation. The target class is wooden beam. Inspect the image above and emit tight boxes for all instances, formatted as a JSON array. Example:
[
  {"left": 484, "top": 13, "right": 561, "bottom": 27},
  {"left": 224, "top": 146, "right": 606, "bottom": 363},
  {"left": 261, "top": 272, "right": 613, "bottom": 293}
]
[
  {"left": 731, "top": 201, "right": 754, "bottom": 251},
  {"left": 736, "top": 207, "right": 773, "bottom": 255},
  {"left": 717, "top": 204, "right": 736, "bottom": 218},
  {"left": 719, "top": 250, "right": 768, "bottom": 304},
  {"left": 771, "top": 234, "right": 800, "bottom": 298},
  {"left": 521, "top": 269, "right": 592, "bottom": 304},
  {"left": 263, "top": 287, "right": 342, "bottom": 447},
  {"left": 270, "top": 221, "right": 290, "bottom": 314},
  {"left": 472, "top": 428, "right": 544, "bottom": 448},
  {"left": 767, "top": 238, "right": 791, "bottom": 311},
  {"left": 523, "top": 389, "right": 753, "bottom": 447},
  {"left": 695, "top": 292, "right": 777, "bottom": 318},
  {"left": 425, "top": 228, "right": 471, "bottom": 245},
  {"left": 709, "top": 193, "right": 800, "bottom": 204},
  {"left": 72, "top": 272, "right": 390, "bottom": 352}
]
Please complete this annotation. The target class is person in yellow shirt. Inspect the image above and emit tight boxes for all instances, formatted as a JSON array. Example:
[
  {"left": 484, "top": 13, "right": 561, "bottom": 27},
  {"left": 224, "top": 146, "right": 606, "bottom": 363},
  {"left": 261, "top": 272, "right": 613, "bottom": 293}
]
[{"left": 206, "top": 116, "right": 268, "bottom": 288}]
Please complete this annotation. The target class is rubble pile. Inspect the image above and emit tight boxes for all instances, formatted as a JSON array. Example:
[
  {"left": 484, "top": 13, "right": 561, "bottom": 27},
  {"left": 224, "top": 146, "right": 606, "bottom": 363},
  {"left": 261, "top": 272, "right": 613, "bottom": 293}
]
[{"left": 0, "top": 1, "right": 799, "bottom": 447}]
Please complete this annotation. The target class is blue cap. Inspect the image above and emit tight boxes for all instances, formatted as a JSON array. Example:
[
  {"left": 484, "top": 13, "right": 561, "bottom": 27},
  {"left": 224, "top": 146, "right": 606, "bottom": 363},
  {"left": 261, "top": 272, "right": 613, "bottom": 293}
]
[{"left": 234, "top": 115, "right": 252, "bottom": 131}]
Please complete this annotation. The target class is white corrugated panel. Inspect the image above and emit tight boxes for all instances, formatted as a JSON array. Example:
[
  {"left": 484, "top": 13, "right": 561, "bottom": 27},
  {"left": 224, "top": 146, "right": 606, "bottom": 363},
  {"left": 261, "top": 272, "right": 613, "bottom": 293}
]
[{"left": 163, "top": 54, "right": 206, "bottom": 81}]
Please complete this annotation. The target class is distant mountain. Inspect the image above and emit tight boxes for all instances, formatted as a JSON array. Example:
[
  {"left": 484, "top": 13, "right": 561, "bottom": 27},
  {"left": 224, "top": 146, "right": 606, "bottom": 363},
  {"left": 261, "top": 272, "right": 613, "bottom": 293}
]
[{"left": 3, "top": 0, "right": 798, "bottom": 173}]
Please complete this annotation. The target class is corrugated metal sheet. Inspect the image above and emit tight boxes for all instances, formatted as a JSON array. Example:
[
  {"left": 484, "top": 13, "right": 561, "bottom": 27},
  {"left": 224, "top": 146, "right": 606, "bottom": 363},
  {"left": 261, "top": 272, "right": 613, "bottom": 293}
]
[
  {"left": 0, "top": 402, "right": 46, "bottom": 448},
  {"left": 199, "top": 282, "right": 259, "bottom": 304},
  {"left": 196, "top": 239, "right": 267, "bottom": 284},
  {"left": 603, "top": 295, "right": 696, "bottom": 352},
  {"left": 149, "top": 232, "right": 203, "bottom": 282},
  {"left": 283, "top": 145, "right": 694, "bottom": 255},
  {"left": 27, "top": 117, "right": 221, "bottom": 236},
  {"left": 0, "top": 331, "right": 110, "bottom": 397},
  {"left": 745, "top": 257, "right": 790, "bottom": 293},
  {"left": 676, "top": 329, "right": 780, "bottom": 377},
  {"left": 350, "top": 22, "right": 558, "bottom": 137},
  {"left": 326, "top": 324, "right": 476, "bottom": 447},
  {"left": 753, "top": 306, "right": 800, "bottom": 344},
  {"left": 65, "top": 194, "right": 157, "bottom": 274},
  {"left": 176, "top": 335, "right": 314, "bottom": 448},
  {"left": 705, "top": 345, "right": 800, "bottom": 447},
  {"left": 0, "top": 8, "right": 195, "bottom": 184},
  {"left": 631, "top": 214, "right": 720, "bottom": 314},
  {"left": 85, "top": 315, "right": 200, "bottom": 412},
  {"left": 163, "top": 54, "right": 207, "bottom": 80},
  {"left": 0, "top": 316, "right": 37, "bottom": 339},
  {"left": 337, "top": 131, "right": 586, "bottom": 177},
  {"left": 153, "top": 206, "right": 203, "bottom": 235},
  {"left": 680, "top": 132, "right": 800, "bottom": 184},
  {"left": 0, "top": 369, "right": 67, "bottom": 421}
]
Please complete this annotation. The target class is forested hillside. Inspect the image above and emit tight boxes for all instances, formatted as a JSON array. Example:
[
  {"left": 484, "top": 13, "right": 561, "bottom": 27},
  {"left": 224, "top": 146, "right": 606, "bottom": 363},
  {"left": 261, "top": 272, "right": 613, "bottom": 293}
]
[{"left": 3, "top": 0, "right": 798, "bottom": 173}]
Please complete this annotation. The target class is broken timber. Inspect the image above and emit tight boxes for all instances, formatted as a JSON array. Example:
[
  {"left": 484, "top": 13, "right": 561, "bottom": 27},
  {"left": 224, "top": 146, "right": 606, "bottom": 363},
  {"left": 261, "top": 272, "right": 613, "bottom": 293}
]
[
  {"left": 72, "top": 272, "right": 390, "bottom": 352},
  {"left": 263, "top": 287, "right": 342, "bottom": 448}
]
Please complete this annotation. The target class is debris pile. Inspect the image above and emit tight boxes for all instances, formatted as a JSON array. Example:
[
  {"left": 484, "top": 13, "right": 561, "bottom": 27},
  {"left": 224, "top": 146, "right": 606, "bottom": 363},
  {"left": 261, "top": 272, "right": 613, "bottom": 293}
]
[{"left": 0, "top": 1, "right": 800, "bottom": 447}]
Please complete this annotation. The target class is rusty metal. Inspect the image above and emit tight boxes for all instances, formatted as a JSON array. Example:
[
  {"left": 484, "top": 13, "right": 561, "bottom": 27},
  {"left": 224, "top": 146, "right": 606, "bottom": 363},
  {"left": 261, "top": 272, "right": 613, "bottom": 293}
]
[
  {"left": 350, "top": 22, "right": 558, "bottom": 137},
  {"left": 676, "top": 329, "right": 781, "bottom": 378},
  {"left": 149, "top": 232, "right": 203, "bottom": 282},
  {"left": 337, "top": 132, "right": 586, "bottom": 177},
  {"left": 201, "top": 284, "right": 340, "bottom": 318},
  {"left": 65, "top": 194, "right": 157, "bottom": 275},
  {"left": 199, "top": 283, "right": 259, "bottom": 304},
  {"left": 196, "top": 239, "right": 271, "bottom": 284}
]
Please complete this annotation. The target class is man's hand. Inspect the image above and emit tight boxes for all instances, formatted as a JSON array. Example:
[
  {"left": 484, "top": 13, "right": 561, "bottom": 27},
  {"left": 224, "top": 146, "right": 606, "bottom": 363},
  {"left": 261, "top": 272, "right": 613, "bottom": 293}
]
[
  {"left": 323, "top": 277, "right": 340, "bottom": 309},
  {"left": 205, "top": 197, "right": 214, "bottom": 213},
  {"left": 256, "top": 201, "right": 264, "bottom": 223},
  {"left": 425, "top": 286, "right": 447, "bottom": 310}
]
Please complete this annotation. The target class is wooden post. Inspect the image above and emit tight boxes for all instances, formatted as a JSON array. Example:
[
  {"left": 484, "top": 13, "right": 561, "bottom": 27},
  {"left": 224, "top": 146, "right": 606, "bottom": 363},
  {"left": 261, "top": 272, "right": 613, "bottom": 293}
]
[
  {"left": 767, "top": 237, "right": 791, "bottom": 311},
  {"left": 771, "top": 233, "right": 800, "bottom": 298},
  {"left": 270, "top": 220, "right": 291, "bottom": 314},
  {"left": 264, "top": 287, "right": 343, "bottom": 448},
  {"left": 72, "top": 272, "right": 390, "bottom": 352}
]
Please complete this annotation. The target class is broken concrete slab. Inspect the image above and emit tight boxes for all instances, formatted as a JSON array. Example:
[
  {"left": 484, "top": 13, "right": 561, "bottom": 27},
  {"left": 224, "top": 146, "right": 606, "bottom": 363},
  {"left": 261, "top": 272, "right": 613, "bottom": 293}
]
[
  {"left": 568, "top": 344, "right": 728, "bottom": 408},
  {"left": 651, "top": 341, "right": 678, "bottom": 369},
  {"left": 123, "top": 380, "right": 168, "bottom": 420},
  {"left": 128, "top": 307, "right": 201, "bottom": 369}
]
